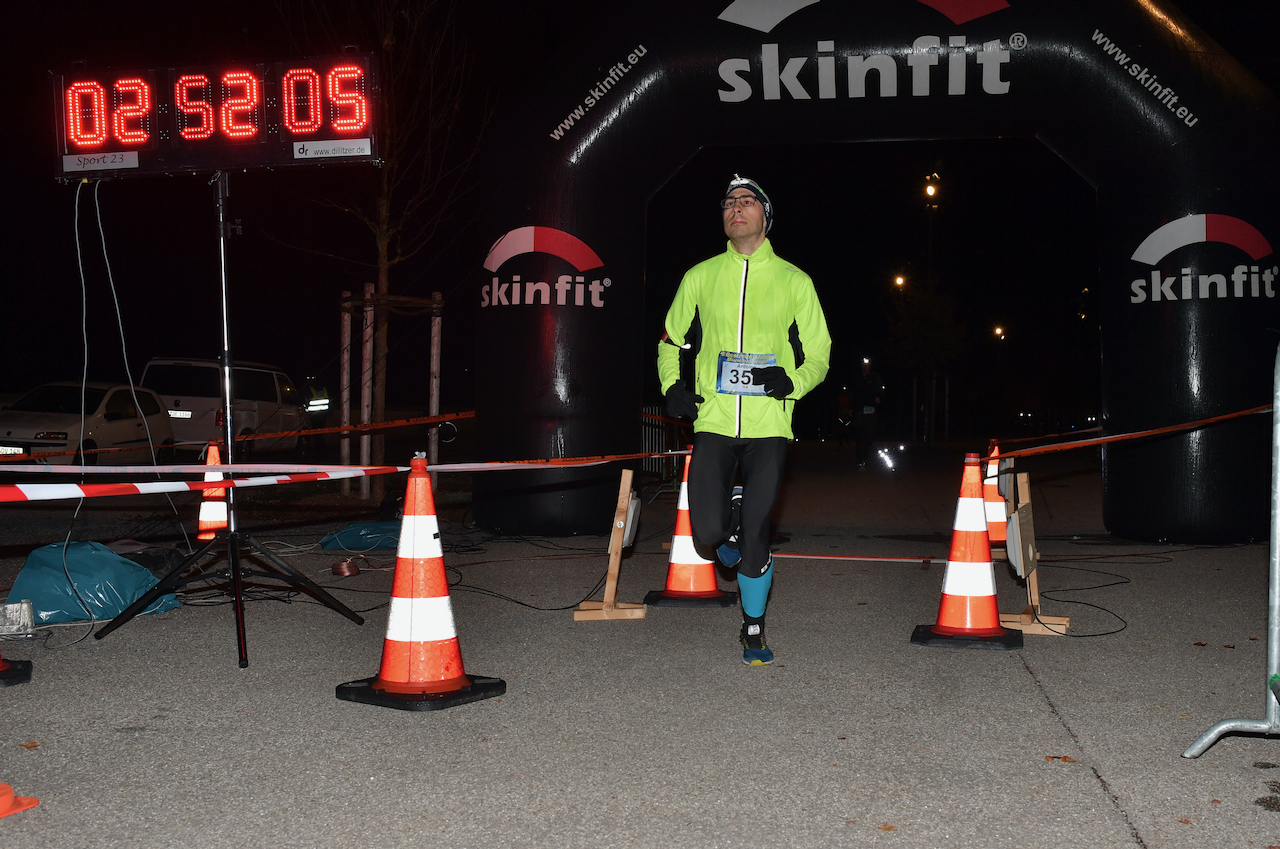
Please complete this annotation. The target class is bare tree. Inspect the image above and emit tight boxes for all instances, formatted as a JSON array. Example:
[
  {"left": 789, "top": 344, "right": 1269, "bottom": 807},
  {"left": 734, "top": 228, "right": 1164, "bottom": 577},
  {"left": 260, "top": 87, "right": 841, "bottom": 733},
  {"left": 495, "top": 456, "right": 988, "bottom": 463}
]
[{"left": 278, "top": 0, "right": 482, "bottom": 499}]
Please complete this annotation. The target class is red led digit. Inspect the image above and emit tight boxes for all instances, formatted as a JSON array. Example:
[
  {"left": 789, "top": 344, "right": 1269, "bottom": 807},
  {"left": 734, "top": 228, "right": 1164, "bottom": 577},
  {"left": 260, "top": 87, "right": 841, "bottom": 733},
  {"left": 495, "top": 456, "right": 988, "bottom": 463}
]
[
  {"left": 326, "top": 65, "right": 368, "bottom": 133},
  {"left": 66, "top": 81, "right": 108, "bottom": 147},
  {"left": 111, "top": 78, "right": 151, "bottom": 144},
  {"left": 220, "top": 71, "right": 260, "bottom": 139},
  {"left": 281, "top": 68, "right": 322, "bottom": 134},
  {"left": 176, "top": 75, "right": 214, "bottom": 140}
]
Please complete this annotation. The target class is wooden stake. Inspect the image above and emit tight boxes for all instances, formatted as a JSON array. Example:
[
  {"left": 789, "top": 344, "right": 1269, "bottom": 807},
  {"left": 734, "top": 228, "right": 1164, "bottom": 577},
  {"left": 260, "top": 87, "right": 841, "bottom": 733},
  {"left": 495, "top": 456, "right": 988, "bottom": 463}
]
[
  {"left": 999, "top": 472, "right": 1071, "bottom": 636},
  {"left": 575, "top": 469, "right": 646, "bottom": 621}
]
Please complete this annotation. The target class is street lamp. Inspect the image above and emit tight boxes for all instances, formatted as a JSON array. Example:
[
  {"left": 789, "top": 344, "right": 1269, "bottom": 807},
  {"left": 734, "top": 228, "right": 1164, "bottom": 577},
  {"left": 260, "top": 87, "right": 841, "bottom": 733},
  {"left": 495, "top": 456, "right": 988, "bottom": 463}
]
[
  {"left": 924, "top": 172, "right": 940, "bottom": 209},
  {"left": 994, "top": 326, "right": 1004, "bottom": 339},
  {"left": 894, "top": 275, "right": 905, "bottom": 287}
]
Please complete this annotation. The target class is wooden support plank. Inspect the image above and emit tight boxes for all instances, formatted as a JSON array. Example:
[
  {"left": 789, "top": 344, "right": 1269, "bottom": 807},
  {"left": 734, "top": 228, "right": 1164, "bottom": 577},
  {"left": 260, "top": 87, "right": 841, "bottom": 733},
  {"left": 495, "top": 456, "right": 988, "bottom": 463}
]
[
  {"left": 574, "top": 469, "right": 646, "bottom": 622},
  {"left": 999, "top": 471, "right": 1070, "bottom": 636}
]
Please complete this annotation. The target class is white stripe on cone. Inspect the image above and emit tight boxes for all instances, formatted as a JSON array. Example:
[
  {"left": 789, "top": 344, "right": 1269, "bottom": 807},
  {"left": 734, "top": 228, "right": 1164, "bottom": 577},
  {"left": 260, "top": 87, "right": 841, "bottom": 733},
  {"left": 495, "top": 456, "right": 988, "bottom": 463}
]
[
  {"left": 952, "top": 497, "right": 987, "bottom": 533},
  {"left": 384, "top": 595, "right": 457, "bottom": 643},
  {"left": 942, "top": 561, "right": 997, "bottom": 596},
  {"left": 396, "top": 514, "right": 443, "bottom": 560},
  {"left": 199, "top": 502, "right": 227, "bottom": 523},
  {"left": 671, "top": 533, "right": 711, "bottom": 565}
]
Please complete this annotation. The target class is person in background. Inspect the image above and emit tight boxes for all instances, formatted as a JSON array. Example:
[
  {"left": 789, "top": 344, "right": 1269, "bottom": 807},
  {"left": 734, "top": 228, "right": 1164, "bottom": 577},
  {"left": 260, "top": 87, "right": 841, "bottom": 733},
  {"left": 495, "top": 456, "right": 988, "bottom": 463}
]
[
  {"left": 835, "top": 385, "right": 853, "bottom": 449},
  {"left": 852, "top": 357, "right": 885, "bottom": 470}
]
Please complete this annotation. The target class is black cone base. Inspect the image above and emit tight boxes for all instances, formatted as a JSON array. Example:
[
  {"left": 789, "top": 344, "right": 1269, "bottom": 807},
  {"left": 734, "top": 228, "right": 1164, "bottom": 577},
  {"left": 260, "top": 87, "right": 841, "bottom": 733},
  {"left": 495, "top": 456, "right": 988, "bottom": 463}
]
[
  {"left": 336, "top": 675, "right": 506, "bottom": 711},
  {"left": 644, "top": 589, "right": 738, "bottom": 608},
  {"left": 0, "top": 660, "right": 33, "bottom": 687},
  {"left": 910, "top": 624, "right": 1023, "bottom": 650}
]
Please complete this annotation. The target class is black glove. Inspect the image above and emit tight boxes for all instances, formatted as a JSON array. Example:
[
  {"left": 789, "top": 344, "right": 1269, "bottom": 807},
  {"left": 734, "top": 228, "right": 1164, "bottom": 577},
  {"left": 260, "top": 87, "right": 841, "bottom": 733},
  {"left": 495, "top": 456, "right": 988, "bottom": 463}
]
[
  {"left": 666, "top": 380, "right": 704, "bottom": 420},
  {"left": 750, "top": 366, "right": 794, "bottom": 399}
]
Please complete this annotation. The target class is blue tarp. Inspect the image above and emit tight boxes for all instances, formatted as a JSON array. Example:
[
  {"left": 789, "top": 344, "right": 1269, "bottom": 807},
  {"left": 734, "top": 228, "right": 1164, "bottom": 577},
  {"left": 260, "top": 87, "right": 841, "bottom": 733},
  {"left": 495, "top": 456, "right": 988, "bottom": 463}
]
[{"left": 8, "top": 541, "right": 181, "bottom": 624}]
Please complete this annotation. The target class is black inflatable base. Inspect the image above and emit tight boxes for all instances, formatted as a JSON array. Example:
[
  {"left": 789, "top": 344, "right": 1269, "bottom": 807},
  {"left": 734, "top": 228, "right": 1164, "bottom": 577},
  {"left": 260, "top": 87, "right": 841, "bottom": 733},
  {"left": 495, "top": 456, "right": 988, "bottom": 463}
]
[
  {"left": 0, "top": 660, "right": 33, "bottom": 687},
  {"left": 335, "top": 675, "right": 506, "bottom": 711},
  {"left": 643, "top": 589, "right": 738, "bottom": 608},
  {"left": 910, "top": 624, "right": 1023, "bottom": 651}
]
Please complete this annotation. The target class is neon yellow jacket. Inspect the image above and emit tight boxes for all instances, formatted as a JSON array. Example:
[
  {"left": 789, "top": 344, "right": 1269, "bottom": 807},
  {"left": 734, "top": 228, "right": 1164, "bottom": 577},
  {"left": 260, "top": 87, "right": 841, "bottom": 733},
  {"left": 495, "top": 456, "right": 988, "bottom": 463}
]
[{"left": 658, "top": 238, "right": 831, "bottom": 439}]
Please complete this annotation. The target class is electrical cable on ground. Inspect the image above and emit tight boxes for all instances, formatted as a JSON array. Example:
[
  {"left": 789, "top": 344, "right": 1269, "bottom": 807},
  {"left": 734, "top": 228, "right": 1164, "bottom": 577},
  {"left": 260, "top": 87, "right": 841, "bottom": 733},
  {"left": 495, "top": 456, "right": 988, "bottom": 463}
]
[
  {"left": 1024, "top": 563, "right": 1132, "bottom": 637},
  {"left": 94, "top": 181, "right": 192, "bottom": 554},
  {"left": 47, "top": 180, "right": 98, "bottom": 651}
]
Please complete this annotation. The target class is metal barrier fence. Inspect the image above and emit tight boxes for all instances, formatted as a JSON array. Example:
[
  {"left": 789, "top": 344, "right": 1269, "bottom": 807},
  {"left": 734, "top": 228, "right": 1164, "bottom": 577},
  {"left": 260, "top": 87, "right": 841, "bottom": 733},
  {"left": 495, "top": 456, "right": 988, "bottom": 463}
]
[
  {"left": 1183, "top": 342, "right": 1280, "bottom": 757},
  {"left": 641, "top": 405, "right": 670, "bottom": 476}
]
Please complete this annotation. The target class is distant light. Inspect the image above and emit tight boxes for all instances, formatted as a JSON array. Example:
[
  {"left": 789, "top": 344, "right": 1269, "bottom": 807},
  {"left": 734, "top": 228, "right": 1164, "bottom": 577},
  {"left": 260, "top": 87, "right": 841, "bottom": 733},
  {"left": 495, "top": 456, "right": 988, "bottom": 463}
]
[
  {"left": 895, "top": 276, "right": 905, "bottom": 286},
  {"left": 925, "top": 184, "right": 936, "bottom": 197},
  {"left": 862, "top": 357, "right": 870, "bottom": 364},
  {"left": 994, "top": 327, "right": 1004, "bottom": 337}
]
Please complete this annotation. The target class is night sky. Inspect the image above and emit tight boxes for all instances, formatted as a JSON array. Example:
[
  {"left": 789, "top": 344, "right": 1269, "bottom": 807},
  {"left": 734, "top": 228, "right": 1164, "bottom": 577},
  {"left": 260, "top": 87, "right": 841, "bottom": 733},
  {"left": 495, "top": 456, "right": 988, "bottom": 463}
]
[{"left": 5, "top": 1, "right": 1279, "bottom": 442}]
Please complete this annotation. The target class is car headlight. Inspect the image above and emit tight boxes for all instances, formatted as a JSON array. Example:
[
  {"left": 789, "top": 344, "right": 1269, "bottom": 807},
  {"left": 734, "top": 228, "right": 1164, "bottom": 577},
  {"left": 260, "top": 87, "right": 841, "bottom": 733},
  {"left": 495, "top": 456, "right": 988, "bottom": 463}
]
[{"left": 35, "top": 432, "right": 68, "bottom": 440}]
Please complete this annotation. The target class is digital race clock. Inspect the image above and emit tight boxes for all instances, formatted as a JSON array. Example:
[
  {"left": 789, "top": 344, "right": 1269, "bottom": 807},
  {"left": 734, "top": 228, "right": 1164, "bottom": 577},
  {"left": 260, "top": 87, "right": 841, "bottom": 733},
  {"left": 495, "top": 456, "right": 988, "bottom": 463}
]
[{"left": 53, "top": 53, "right": 379, "bottom": 180}]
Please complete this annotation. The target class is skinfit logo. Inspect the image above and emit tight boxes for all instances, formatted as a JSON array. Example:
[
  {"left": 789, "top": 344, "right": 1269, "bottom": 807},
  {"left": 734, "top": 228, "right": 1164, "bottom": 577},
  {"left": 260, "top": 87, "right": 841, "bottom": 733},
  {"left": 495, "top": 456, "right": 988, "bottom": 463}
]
[
  {"left": 1129, "top": 213, "right": 1278, "bottom": 304},
  {"left": 717, "top": 0, "right": 1010, "bottom": 32},
  {"left": 482, "top": 226, "right": 612, "bottom": 309},
  {"left": 717, "top": 35, "right": 1010, "bottom": 102}
]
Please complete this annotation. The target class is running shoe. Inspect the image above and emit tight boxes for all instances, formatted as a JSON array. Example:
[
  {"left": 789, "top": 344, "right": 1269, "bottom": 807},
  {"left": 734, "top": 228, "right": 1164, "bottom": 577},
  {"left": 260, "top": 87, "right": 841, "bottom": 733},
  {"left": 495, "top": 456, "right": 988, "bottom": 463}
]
[{"left": 740, "top": 622, "right": 774, "bottom": 666}]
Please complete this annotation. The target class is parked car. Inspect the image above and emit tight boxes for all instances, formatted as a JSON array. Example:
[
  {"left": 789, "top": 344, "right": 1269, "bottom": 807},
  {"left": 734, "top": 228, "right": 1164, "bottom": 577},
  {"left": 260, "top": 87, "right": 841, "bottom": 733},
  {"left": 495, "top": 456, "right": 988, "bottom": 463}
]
[
  {"left": 139, "top": 358, "right": 306, "bottom": 455},
  {"left": 0, "top": 382, "right": 175, "bottom": 464}
]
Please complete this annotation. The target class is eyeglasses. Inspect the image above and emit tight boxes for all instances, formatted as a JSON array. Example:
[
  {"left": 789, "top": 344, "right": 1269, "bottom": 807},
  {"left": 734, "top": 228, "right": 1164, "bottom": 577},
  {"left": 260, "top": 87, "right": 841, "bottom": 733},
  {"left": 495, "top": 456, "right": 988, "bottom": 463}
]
[{"left": 721, "top": 194, "right": 758, "bottom": 211}]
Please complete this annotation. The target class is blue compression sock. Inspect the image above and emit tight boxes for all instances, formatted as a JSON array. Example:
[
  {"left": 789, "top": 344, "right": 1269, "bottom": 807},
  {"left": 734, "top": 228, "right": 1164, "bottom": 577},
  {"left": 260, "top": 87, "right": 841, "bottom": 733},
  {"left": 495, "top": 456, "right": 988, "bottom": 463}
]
[{"left": 737, "top": 558, "right": 774, "bottom": 619}]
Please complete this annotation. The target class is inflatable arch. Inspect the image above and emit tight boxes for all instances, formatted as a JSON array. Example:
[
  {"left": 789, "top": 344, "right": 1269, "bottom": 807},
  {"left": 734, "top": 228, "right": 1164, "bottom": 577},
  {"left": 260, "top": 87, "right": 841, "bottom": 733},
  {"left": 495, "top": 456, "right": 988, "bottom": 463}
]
[{"left": 471, "top": 0, "right": 1280, "bottom": 541}]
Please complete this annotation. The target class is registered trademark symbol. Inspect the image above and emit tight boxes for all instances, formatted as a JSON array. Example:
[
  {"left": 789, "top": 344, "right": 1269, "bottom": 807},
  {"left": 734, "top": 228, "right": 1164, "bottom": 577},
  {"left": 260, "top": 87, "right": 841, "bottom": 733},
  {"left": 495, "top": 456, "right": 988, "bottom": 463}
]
[
  {"left": 603, "top": 278, "right": 612, "bottom": 287},
  {"left": 1009, "top": 33, "right": 1028, "bottom": 50}
]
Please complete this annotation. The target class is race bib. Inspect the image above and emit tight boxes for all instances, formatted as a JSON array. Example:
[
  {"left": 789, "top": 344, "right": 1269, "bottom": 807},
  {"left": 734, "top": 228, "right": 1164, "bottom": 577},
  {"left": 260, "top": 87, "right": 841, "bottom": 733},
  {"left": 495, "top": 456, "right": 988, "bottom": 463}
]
[{"left": 716, "top": 351, "right": 776, "bottom": 396}]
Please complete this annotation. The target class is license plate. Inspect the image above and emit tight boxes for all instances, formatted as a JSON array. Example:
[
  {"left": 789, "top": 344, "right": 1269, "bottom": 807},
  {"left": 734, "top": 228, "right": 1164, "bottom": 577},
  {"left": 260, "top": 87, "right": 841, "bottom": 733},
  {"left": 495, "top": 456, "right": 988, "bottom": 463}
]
[{"left": 0, "top": 446, "right": 23, "bottom": 455}]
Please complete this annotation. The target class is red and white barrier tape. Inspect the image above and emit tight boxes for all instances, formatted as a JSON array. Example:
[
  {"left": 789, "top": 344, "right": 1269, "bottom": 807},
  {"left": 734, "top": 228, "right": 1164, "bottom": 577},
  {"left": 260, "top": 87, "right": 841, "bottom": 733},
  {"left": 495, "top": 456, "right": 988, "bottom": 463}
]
[
  {"left": 0, "top": 450, "right": 692, "bottom": 503},
  {"left": 994, "top": 403, "right": 1272, "bottom": 460},
  {"left": 0, "top": 466, "right": 406, "bottom": 504},
  {"left": 0, "top": 410, "right": 477, "bottom": 463},
  {"left": 0, "top": 463, "right": 366, "bottom": 475},
  {"left": 773, "top": 553, "right": 940, "bottom": 564}
]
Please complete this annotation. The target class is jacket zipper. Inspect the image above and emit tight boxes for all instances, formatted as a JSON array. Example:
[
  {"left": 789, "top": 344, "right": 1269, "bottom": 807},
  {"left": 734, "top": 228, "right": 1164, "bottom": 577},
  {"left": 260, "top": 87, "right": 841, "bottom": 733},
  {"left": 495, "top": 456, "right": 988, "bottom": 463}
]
[{"left": 736, "top": 258, "right": 748, "bottom": 438}]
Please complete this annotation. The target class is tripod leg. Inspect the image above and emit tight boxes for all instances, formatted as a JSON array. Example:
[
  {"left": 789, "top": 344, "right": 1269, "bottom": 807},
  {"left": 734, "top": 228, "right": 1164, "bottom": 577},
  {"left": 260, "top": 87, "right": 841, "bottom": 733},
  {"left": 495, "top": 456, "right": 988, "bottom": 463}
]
[
  {"left": 228, "top": 534, "right": 249, "bottom": 668},
  {"left": 243, "top": 535, "right": 365, "bottom": 625},
  {"left": 95, "top": 538, "right": 223, "bottom": 641}
]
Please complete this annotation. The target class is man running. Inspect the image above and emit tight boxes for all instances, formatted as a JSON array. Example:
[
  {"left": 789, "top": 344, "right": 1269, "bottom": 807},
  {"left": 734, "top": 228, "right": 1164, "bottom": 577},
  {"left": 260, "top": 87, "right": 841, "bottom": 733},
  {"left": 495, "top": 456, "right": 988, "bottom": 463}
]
[{"left": 658, "top": 174, "right": 831, "bottom": 665}]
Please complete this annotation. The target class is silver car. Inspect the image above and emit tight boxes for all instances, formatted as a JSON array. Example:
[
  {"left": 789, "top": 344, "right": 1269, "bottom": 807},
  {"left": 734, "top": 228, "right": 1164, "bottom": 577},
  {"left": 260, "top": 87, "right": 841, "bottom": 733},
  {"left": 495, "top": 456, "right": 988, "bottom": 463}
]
[{"left": 0, "top": 382, "right": 175, "bottom": 464}]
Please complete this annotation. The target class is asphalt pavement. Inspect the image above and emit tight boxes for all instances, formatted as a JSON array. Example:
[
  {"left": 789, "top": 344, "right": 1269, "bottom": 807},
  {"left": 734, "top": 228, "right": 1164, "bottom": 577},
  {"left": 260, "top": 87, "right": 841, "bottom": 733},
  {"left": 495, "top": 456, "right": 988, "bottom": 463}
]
[{"left": 2, "top": 441, "right": 1279, "bottom": 848}]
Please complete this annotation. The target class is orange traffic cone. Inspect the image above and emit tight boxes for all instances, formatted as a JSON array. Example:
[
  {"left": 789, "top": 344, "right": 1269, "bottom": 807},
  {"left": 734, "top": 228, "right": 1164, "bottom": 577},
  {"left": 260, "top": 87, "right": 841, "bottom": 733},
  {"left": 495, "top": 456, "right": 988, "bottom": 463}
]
[
  {"left": 0, "top": 783, "right": 38, "bottom": 819},
  {"left": 336, "top": 454, "right": 505, "bottom": 711},
  {"left": 985, "top": 441, "right": 1007, "bottom": 545},
  {"left": 196, "top": 441, "right": 228, "bottom": 541},
  {"left": 0, "top": 649, "right": 32, "bottom": 688},
  {"left": 644, "top": 450, "right": 737, "bottom": 608},
  {"left": 912, "top": 453, "right": 1022, "bottom": 650}
]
